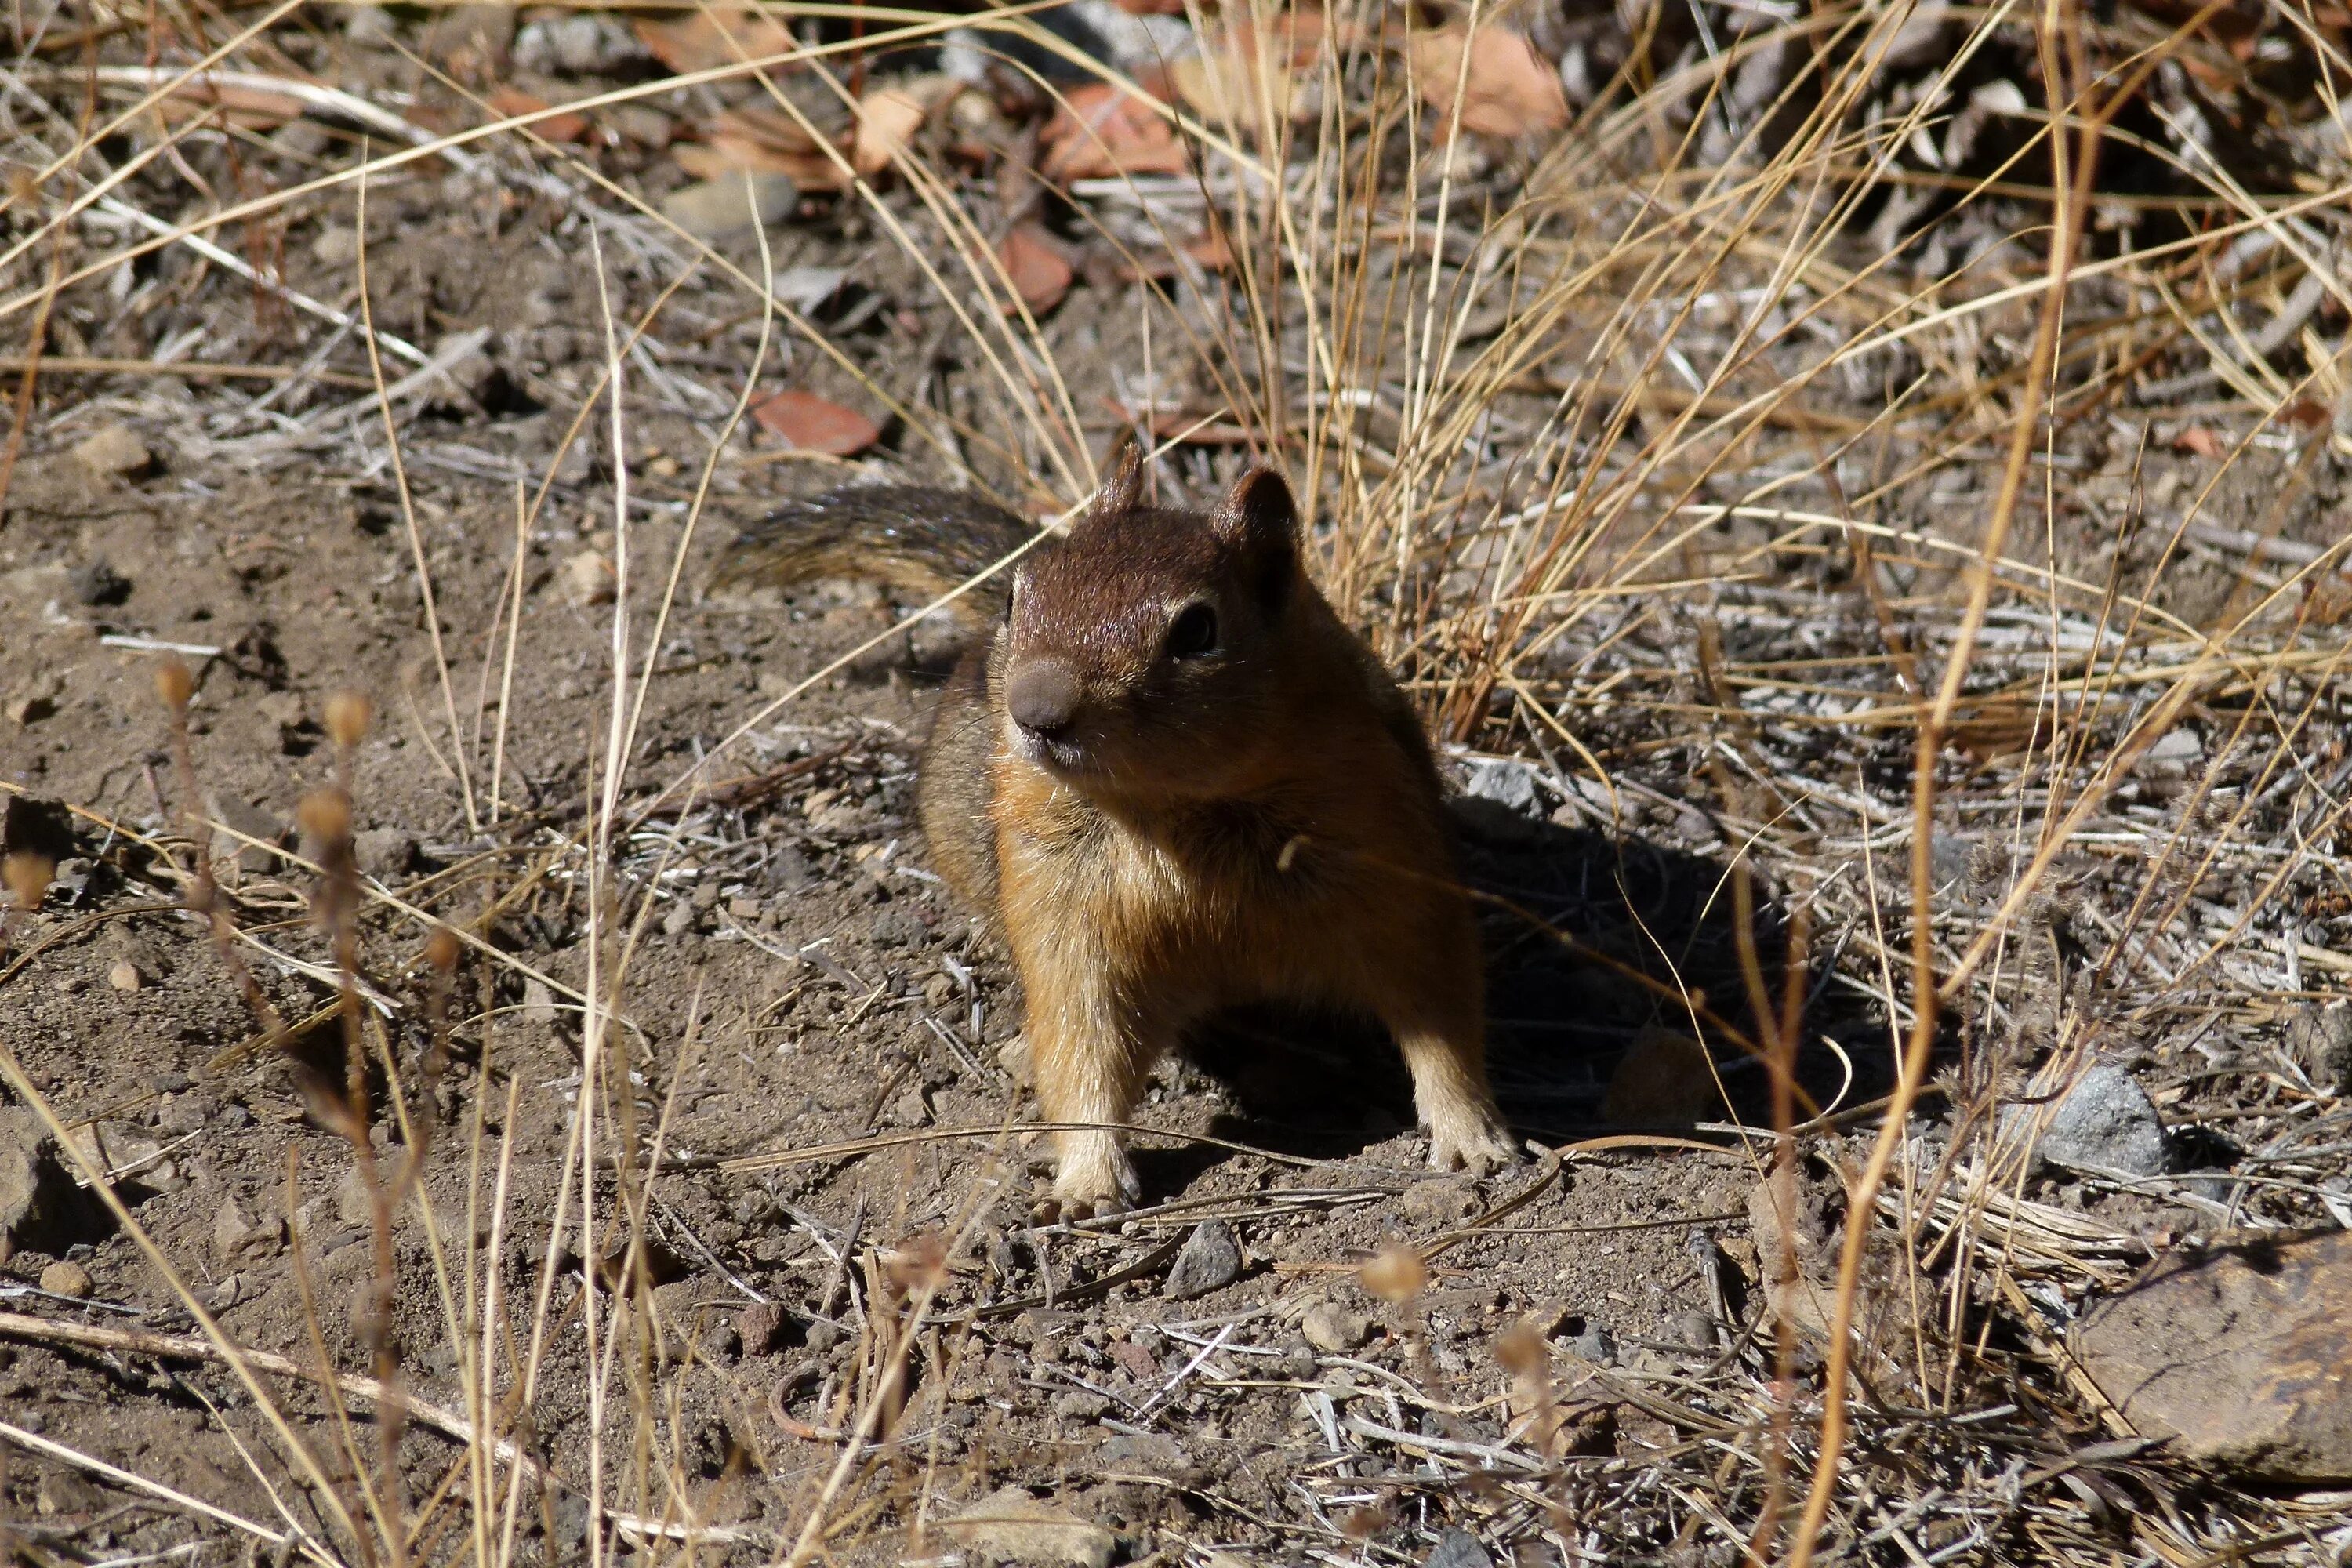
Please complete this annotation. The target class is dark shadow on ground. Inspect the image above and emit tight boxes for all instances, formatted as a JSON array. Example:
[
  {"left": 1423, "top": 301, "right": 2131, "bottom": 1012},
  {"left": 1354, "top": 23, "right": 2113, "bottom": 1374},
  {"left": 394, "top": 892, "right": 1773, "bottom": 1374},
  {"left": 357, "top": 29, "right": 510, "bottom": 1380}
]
[{"left": 1178, "top": 800, "right": 1888, "bottom": 1166}]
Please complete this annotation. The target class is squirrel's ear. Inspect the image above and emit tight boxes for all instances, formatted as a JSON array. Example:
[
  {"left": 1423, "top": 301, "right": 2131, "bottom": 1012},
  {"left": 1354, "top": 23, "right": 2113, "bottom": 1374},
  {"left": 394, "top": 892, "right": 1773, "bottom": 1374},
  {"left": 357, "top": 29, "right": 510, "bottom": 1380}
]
[
  {"left": 1213, "top": 466, "right": 1299, "bottom": 608},
  {"left": 1090, "top": 434, "right": 1146, "bottom": 521}
]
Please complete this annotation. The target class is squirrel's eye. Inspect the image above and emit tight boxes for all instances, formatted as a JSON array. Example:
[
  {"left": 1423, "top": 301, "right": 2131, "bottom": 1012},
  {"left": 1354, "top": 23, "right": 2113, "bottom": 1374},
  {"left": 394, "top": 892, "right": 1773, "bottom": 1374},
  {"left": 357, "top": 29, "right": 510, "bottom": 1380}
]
[{"left": 1165, "top": 602, "right": 1218, "bottom": 659}]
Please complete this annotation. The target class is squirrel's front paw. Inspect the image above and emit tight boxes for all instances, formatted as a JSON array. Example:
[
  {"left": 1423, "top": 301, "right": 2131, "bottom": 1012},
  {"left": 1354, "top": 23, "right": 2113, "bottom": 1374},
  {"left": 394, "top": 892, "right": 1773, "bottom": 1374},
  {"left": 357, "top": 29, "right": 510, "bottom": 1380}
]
[
  {"left": 1428, "top": 1107, "right": 1522, "bottom": 1176},
  {"left": 1044, "top": 1131, "right": 1142, "bottom": 1221}
]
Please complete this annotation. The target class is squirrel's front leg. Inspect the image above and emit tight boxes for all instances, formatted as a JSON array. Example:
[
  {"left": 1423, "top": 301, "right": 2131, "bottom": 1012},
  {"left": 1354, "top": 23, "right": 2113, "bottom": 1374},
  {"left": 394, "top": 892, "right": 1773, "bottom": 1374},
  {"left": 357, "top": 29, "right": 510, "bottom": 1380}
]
[{"left": 1011, "top": 930, "right": 1161, "bottom": 1218}]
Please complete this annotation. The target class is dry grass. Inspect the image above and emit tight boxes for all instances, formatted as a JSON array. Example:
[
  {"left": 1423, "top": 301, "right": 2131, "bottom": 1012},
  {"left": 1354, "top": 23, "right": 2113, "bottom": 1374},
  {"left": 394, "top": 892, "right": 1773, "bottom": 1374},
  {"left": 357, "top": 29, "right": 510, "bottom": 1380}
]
[{"left": 4, "top": 0, "right": 2352, "bottom": 1563}]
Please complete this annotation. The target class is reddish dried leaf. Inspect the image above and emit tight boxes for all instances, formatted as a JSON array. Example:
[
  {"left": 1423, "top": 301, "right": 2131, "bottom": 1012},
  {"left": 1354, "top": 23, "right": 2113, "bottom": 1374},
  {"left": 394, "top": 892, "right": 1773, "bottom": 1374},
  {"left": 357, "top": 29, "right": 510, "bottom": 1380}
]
[
  {"left": 853, "top": 88, "right": 927, "bottom": 176},
  {"left": 1410, "top": 26, "right": 1568, "bottom": 140},
  {"left": 2173, "top": 425, "right": 2229, "bottom": 459},
  {"left": 635, "top": 12, "right": 793, "bottom": 75},
  {"left": 489, "top": 87, "right": 588, "bottom": 144},
  {"left": 999, "top": 223, "right": 1073, "bottom": 314},
  {"left": 2278, "top": 397, "right": 2332, "bottom": 430},
  {"left": 753, "top": 390, "right": 880, "bottom": 456},
  {"left": 1040, "top": 81, "right": 1189, "bottom": 181}
]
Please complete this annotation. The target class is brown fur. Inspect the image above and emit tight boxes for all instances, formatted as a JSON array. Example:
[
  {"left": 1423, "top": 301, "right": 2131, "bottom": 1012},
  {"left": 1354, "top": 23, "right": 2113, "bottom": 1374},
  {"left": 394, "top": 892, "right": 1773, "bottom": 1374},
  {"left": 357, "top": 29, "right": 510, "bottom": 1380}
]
[{"left": 716, "top": 451, "right": 1516, "bottom": 1214}]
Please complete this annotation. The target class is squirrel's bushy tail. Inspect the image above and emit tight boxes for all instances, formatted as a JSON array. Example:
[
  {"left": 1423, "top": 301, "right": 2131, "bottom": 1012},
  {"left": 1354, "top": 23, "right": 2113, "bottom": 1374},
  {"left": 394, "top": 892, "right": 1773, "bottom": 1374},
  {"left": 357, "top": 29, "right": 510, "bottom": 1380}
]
[{"left": 713, "top": 485, "right": 1033, "bottom": 620}]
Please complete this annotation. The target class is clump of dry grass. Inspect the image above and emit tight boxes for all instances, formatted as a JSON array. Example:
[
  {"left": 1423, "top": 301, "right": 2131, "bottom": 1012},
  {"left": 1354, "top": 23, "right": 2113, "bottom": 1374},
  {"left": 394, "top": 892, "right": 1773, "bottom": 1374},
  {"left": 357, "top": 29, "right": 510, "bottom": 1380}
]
[{"left": 2, "top": 0, "right": 2350, "bottom": 1563}]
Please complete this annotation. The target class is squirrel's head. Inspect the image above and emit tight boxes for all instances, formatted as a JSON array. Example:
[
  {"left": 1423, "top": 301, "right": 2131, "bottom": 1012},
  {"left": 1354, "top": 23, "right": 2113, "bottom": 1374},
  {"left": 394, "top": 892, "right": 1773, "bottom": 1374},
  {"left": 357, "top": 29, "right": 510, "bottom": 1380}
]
[{"left": 999, "top": 442, "right": 1305, "bottom": 801}]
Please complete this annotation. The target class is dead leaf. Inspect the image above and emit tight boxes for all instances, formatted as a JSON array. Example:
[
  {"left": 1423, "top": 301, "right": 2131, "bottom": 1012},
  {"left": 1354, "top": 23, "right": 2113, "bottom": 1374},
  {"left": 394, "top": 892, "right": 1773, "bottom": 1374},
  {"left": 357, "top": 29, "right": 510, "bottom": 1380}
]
[
  {"left": 852, "top": 78, "right": 960, "bottom": 176},
  {"left": 635, "top": 11, "right": 793, "bottom": 75},
  {"left": 853, "top": 89, "right": 926, "bottom": 176},
  {"left": 489, "top": 86, "right": 588, "bottom": 144},
  {"left": 1410, "top": 26, "right": 1568, "bottom": 140},
  {"left": 998, "top": 223, "right": 1074, "bottom": 314},
  {"left": 1169, "top": 15, "right": 1355, "bottom": 136},
  {"left": 1040, "top": 80, "right": 1189, "bottom": 181},
  {"left": 2278, "top": 397, "right": 2332, "bottom": 430},
  {"left": 753, "top": 390, "right": 880, "bottom": 456},
  {"left": 2173, "top": 424, "right": 2229, "bottom": 459},
  {"left": 689, "top": 106, "right": 851, "bottom": 190},
  {"left": 1169, "top": 27, "right": 1298, "bottom": 134}
]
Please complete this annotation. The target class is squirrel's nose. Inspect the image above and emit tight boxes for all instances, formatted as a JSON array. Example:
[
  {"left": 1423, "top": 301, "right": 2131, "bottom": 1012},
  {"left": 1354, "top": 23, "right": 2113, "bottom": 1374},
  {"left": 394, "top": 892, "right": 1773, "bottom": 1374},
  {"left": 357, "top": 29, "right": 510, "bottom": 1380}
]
[{"left": 1007, "top": 660, "right": 1080, "bottom": 737}]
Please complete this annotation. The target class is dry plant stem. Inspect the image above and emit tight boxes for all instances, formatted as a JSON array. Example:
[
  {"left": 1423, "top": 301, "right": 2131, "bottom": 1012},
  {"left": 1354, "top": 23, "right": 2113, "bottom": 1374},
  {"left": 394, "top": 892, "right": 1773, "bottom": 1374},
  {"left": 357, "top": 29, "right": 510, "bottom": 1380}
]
[
  {"left": 354, "top": 160, "right": 478, "bottom": 834},
  {"left": 0, "top": 1414, "right": 314, "bottom": 1555},
  {"left": 618, "top": 171, "right": 779, "bottom": 779},
  {"left": 0, "top": 221, "right": 64, "bottom": 524},
  {"left": 1788, "top": 4, "right": 2117, "bottom": 1559}
]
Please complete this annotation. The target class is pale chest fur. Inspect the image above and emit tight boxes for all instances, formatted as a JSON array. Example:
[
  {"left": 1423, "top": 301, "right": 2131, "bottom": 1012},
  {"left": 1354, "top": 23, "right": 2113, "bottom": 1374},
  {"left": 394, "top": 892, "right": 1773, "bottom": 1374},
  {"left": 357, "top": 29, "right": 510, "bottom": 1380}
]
[{"left": 989, "top": 761, "right": 1324, "bottom": 978}]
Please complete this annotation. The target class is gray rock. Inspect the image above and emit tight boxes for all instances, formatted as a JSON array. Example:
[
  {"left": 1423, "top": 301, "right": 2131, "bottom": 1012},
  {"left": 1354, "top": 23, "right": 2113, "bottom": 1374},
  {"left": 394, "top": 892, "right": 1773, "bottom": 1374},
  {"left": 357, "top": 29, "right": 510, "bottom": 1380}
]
[
  {"left": 1425, "top": 1527, "right": 1493, "bottom": 1568},
  {"left": 343, "top": 5, "right": 395, "bottom": 47},
  {"left": 1163, "top": 1219, "right": 1243, "bottom": 1300},
  {"left": 2010, "top": 1061, "right": 2169, "bottom": 1178},
  {"left": 514, "top": 12, "right": 645, "bottom": 74},
  {"left": 1049, "top": 1388, "right": 1110, "bottom": 1422},
  {"left": 1562, "top": 1320, "right": 1617, "bottom": 1365},
  {"left": 1462, "top": 757, "right": 1544, "bottom": 815},
  {"left": 208, "top": 793, "right": 285, "bottom": 877}
]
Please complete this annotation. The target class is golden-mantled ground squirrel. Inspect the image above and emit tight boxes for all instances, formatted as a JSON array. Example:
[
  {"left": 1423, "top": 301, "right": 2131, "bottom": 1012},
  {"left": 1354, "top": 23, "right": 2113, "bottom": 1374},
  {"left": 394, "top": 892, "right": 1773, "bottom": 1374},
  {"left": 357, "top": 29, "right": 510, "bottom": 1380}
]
[{"left": 719, "top": 444, "right": 1518, "bottom": 1214}]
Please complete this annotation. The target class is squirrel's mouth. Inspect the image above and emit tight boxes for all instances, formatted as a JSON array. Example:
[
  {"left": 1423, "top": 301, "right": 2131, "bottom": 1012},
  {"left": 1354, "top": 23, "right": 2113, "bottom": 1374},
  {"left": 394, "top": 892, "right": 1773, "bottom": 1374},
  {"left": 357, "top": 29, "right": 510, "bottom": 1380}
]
[{"left": 1014, "top": 729, "right": 1098, "bottom": 775}]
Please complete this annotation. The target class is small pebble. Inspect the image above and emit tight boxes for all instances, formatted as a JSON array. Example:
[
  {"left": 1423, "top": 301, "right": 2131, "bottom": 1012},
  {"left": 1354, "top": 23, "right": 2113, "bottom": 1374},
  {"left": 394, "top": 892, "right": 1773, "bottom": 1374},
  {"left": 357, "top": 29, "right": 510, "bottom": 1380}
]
[
  {"left": 39, "top": 1259, "right": 93, "bottom": 1299},
  {"left": 1302, "top": 1300, "right": 1370, "bottom": 1353}
]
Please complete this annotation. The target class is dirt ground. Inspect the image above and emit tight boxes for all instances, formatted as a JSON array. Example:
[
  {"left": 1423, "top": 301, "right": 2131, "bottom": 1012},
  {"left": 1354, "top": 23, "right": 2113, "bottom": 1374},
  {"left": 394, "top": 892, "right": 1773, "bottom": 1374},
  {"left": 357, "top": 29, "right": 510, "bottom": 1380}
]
[
  {"left": 0, "top": 379, "right": 1806, "bottom": 1557},
  {"left": 7, "top": 3, "right": 2352, "bottom": 1565}
]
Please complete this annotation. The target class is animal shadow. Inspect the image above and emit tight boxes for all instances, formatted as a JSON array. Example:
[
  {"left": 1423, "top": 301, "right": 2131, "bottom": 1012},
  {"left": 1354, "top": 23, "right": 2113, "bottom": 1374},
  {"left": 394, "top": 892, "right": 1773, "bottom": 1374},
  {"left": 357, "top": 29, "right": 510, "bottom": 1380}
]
[{"left": 1177, "top": 799, "right": 1879, "bottom": 1171}]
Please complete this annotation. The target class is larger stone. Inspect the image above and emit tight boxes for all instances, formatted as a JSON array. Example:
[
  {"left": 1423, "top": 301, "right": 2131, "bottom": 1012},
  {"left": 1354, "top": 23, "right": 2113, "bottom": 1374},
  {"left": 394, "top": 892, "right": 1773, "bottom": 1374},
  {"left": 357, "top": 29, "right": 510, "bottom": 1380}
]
[
  {"left": 2013, "top": 1061, "right": 2169, "bottom": 1178},
  {"left": 0, "top": 1106, "right": 78, "bottom": 1255},
  {"left": 1163, "top": 1219, "right": 1242, "bottom": 1300},
  {"left": 944, "top": 1486, "right": 1115, "bottom": 1568},
  {"left": 2074, "top": 1229, "right": 2352, "bottom": 1482}
]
